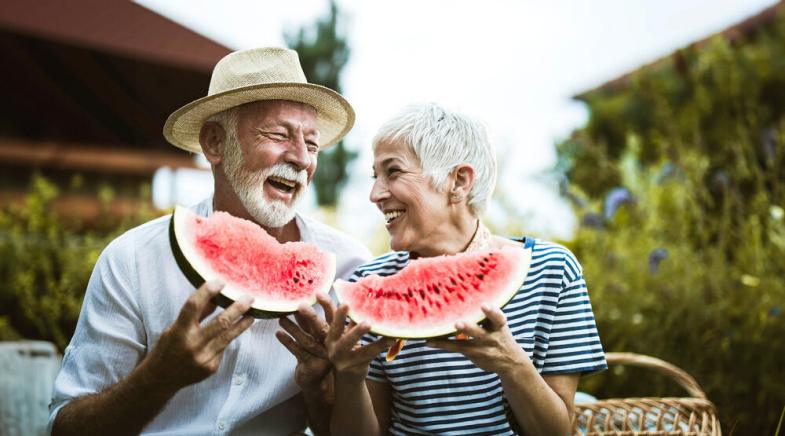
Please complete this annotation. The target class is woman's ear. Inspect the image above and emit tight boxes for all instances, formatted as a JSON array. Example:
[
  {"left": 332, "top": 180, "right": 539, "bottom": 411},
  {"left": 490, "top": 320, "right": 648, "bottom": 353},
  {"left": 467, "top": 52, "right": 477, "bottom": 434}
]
[
  {"left": 199, "top": 122, "right": 227, "bottom": 165},
  {"left": 449, "top": 164, "right": 475, "bottom": 204}
]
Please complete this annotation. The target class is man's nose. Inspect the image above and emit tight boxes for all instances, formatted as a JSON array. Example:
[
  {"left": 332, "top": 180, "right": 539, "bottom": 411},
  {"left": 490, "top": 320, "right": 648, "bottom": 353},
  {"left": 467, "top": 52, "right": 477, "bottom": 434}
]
[{"left": 284, "top": 134, "right": 310, "bottom": 171}]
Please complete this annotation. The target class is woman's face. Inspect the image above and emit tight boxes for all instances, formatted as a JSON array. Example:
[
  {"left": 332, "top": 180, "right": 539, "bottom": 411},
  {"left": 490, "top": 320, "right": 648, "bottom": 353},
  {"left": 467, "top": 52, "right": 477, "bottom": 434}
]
[{"left": 370, "top": 140, "right": 451, "bottom": 255}]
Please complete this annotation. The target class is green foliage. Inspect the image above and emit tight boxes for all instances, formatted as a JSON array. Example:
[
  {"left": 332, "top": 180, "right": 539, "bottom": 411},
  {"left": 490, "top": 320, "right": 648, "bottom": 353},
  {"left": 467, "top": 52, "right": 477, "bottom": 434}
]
[
  {"left": 0, "top": 176, "right": 156, "bottom": 351},
  {"left": 558, "top": 9, "right": 785, "bottom": 434},
  {"left": 286, "top": 0, "right": 357, "bottom": 207}
]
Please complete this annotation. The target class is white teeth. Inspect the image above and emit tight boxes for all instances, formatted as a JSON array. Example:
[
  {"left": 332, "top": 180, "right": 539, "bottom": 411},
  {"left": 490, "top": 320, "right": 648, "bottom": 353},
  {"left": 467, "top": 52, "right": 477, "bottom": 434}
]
[
  {"left": 384, "top": 210, "right": 404, "bottom": 222},
  {"left": 268, "top": 176, "right": 296, "bottom": 188}
]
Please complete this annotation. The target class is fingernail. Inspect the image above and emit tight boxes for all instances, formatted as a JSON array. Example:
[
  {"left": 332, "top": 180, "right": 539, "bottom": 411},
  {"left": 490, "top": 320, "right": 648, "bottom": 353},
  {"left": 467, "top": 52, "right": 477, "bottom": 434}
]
[
  {"left": 455, "top": 322, "right": 465, "bottom": 329},
  {"left": 481, "top": 304, "right": 491, "bottom": 311},
  {"left": 240, "top": 295, "right": 254, "bottom": 305},
  {"left": 206, "top": 279, "right": 225, "bottom": 291}
]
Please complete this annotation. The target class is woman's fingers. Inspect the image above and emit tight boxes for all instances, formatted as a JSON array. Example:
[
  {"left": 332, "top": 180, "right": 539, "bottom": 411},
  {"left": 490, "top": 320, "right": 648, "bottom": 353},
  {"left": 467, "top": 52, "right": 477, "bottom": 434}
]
[
  {"left": 356, "top": 337, "right": 393, "bottom": 361},
  {"left": 454, "top": 321, "right": 485, "bottom": 339},
  {"left": 335, "top": 321, "right": 372, "bottom": 352},
  {"left": 480, "top": 304, "right": 508, "bottom": 331},
  {"left": 425, "top": 338, "right": 464, "bottom": 352}
]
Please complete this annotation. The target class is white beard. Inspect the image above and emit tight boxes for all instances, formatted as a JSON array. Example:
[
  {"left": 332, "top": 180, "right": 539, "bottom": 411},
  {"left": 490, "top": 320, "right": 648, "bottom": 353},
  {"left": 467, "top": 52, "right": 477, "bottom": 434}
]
[{"left": 222, "top": 140, "right": 309, "bottom": 228}]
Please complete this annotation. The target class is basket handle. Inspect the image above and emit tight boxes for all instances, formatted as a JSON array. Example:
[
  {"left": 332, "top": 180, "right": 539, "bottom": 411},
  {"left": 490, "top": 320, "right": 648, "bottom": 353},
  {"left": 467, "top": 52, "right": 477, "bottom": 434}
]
[{"left": 605, "top": 352, "right": 707, "bottom": 400}]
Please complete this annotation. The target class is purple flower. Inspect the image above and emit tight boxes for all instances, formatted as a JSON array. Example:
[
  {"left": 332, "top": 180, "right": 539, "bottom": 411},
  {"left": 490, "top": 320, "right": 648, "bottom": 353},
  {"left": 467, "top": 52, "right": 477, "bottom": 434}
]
[
  {"left": 603, "top": 187, "right": 634, "bottom": 219},
  {"left": 648, "top": 248, "right": 668, "bottom": 274},
  {"left": 582, "top": 213, "right": 604, "bottom": 229}
]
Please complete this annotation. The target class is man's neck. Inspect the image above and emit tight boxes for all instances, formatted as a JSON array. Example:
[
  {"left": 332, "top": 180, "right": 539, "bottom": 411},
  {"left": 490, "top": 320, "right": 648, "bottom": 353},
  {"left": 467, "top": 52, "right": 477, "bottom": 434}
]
[{"left": 264, "top": 219, "right": 301, "bottom": 244}]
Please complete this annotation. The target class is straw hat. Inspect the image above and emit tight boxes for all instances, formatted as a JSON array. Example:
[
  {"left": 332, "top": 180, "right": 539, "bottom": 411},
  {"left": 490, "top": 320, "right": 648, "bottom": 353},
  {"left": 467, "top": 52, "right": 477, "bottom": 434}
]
[{"left": 163, "top": 47, "right": 355, "bottom": 153}]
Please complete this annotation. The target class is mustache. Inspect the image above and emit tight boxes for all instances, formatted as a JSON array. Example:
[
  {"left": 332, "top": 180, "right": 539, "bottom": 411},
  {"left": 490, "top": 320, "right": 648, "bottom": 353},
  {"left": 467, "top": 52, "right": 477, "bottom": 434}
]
[{"left": 264, "top": 163, "right": 308, "bottom": 187}]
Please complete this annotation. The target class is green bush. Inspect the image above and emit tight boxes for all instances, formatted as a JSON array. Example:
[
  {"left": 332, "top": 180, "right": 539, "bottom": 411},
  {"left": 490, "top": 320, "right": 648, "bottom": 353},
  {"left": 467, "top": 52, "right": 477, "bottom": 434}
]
[
  {"left": 0, "top": 176, "right": 157, "bottom": 351},
  {"left": 558, "top": 9, "right": 785, "bottom": 434}
]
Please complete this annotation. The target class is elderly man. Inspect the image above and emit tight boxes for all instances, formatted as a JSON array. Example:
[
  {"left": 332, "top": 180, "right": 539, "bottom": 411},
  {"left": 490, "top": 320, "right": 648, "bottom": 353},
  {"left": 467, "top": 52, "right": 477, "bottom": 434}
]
[{"left": 49, "top": 47, "right": 370, "bottom": 435}]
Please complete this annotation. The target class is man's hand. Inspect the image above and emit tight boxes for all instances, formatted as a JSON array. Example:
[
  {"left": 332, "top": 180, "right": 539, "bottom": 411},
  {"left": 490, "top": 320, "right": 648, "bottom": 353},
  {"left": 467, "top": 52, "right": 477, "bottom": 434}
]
[
  {"left": 324, "top": 303, "right": 391, "bottom": 383},
  {"left": 140, "top": 280, "right": 255, "bottom": 391},
  {"left": 276, "top": 293, "right": 335, "bottom": 390},
  {"left": 53, "top": 280, "right": 255, "bottom": 436}
]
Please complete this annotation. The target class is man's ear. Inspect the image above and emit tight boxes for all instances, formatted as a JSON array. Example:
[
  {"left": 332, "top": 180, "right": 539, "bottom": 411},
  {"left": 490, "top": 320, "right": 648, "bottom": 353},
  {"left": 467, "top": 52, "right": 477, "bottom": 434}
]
[
  {"left": 199, "top": 121, "right": 226, "bottom": 165},
  {"left": 449, "top": 164, "right": 475, "bottom": 204}
]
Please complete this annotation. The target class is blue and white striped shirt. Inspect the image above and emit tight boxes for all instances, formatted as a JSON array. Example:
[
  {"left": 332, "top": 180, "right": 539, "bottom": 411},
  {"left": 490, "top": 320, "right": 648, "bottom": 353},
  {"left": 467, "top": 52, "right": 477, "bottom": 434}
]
[{"left": 355, "top": 237, "right": 606, "bottom": 435}]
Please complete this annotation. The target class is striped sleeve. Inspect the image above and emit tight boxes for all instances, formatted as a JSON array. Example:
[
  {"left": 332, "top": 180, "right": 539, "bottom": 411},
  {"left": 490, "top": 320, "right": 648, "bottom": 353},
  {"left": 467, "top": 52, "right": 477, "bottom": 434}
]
[{"left": 540, "top": 249, "right": 607, "bottom": 375}]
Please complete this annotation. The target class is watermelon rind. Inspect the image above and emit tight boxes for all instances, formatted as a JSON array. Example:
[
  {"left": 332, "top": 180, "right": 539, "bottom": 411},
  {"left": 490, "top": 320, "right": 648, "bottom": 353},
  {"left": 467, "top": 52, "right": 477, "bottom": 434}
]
[
  {"left": 169, "top": 205, "right": 335, "bottom": 318},
  {"left": 333, "top": 247, "right": 532, "bottom": 339}
]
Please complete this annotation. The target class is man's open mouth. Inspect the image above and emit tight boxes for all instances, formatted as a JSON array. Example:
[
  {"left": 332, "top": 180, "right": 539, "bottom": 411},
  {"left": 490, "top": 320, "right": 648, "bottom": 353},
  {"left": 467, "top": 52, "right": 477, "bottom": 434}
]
[{"left": 266, "top": 175, "right": 298, "bottom": 194}]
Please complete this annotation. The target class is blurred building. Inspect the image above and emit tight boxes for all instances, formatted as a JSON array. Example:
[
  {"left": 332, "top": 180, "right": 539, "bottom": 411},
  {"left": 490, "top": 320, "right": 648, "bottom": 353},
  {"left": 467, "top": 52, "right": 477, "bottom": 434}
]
[
  {"left": 576, "top": 0, "right": 784, "bottom": 99},
  {"left": 0, "top": 0, "right": 229, "bottom": 225}
]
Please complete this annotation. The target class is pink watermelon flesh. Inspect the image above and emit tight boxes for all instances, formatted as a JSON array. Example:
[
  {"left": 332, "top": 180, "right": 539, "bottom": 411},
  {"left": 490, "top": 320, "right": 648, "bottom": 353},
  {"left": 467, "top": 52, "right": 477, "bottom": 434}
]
[
  {"left": 173, "top": 206, "right": 335, "bottom": 313},
  {"left": 334, "top": 247, "right": 531, "bottom": 338}
]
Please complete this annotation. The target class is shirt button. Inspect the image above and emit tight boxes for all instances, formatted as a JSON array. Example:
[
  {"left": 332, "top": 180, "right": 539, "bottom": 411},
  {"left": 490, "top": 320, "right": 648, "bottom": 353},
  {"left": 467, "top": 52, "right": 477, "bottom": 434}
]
[
  {"left": 233, "top": 374, "right": 244, "bottom": 386},
  {"left": 217, "top": 421, "right": 226, "bottom": 430}
]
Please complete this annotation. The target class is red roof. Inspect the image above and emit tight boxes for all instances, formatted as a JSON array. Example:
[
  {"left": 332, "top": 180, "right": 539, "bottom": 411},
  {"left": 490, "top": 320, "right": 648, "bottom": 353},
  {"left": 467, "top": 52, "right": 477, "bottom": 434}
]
[{"left": 0, "top": 0, "right": 230, "bottom": 72}]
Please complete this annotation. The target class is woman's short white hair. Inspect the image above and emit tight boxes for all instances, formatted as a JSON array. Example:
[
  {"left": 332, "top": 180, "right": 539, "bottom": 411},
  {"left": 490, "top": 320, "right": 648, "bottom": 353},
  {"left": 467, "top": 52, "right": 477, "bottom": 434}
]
[{"left": 372, "top": 103, "right": 497, "bottom": 216}]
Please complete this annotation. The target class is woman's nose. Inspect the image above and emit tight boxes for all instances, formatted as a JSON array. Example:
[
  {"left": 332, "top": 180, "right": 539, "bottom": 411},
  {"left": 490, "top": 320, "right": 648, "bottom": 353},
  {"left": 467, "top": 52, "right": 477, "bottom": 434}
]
[{"left": 369, "top": 178, "right": 389, "bottom": 203}]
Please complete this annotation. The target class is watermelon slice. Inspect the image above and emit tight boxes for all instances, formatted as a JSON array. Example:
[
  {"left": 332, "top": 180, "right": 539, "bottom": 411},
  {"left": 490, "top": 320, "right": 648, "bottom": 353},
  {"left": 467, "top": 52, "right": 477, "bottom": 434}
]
[
  {"left": 334, "top": 247, "right": 532, "bottom": 338},
  {"left": 169, "top": 205, "right": 336, "bottom": 318}
]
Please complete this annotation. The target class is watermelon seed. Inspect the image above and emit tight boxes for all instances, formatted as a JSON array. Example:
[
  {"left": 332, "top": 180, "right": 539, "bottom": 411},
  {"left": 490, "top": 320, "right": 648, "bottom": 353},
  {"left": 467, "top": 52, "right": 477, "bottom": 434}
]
[
  {"left": 434, "top": 286, "right": 440, "bottom": 294},
  {"left": 293, "top": 278, "right": 299, "bottom": 283},
  {"left": 308, "top": 279, "right": 313, "bottom": 284},
  {"left": 419, "top": 289, "right": 426, "bottom": 300},
  {"left": 476, "top": 273, "right": 484, "bottom": 280}
]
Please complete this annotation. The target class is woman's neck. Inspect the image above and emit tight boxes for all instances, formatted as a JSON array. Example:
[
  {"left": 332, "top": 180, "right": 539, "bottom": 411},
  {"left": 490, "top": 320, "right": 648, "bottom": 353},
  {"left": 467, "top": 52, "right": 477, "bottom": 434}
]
[{"left": 410, "top": 212, "right": 479, "bottom": 258}]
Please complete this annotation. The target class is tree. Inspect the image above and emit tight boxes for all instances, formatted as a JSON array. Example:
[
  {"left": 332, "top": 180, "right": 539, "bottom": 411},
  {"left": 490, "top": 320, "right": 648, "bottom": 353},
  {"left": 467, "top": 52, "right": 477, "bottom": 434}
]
[
  {"left": 556, "top": 7, "right": 785, "bottom": 434},
  {"left": 285, "top": 0, "right": 357, "bottom": 207}
]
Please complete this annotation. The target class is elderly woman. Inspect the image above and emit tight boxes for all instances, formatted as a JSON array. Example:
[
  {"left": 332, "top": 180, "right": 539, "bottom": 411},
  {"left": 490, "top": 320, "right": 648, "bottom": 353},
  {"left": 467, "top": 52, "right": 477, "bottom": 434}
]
[{"left": 284, "top": 103, "right": 607, "bottom": 435}]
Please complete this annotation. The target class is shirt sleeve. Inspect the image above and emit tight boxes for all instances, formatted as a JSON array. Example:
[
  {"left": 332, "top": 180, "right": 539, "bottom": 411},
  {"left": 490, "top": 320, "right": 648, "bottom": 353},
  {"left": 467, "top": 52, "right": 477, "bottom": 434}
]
[
  {"left": 48, "top": 235, "right": 147, "bottom": 432},
  {"left": 539, "top": 252, "right": 607, "bottom": 376}
]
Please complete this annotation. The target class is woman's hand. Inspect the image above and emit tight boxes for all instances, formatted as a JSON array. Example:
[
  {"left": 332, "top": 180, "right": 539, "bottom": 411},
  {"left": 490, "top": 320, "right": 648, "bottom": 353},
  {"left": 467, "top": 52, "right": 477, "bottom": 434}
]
[
  {"left": 425, "top": 304, "right": 529, "bottom": 377},
  {"left": 325, "top": 304, "right": 392, "bottom": 382}
]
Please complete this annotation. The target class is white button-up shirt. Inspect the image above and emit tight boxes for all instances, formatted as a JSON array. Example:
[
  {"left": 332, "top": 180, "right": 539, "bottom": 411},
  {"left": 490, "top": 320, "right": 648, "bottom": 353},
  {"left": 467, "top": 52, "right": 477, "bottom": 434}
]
[{"left": 48, "top": 197, "right": 371, "bottom": 435}]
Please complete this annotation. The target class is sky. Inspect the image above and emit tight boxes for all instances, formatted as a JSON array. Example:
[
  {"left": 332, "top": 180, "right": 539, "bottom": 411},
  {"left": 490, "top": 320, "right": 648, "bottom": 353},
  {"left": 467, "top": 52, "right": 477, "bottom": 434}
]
[{"left": 138, "top": 0, "right": 777, "bottom": 244}]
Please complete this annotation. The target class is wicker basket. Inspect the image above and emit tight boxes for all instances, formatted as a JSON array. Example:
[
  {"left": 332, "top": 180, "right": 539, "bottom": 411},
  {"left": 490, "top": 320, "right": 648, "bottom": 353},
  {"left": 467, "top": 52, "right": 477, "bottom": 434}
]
[{"left": 572, "top": 352, "right": 721, "bottom": 435}]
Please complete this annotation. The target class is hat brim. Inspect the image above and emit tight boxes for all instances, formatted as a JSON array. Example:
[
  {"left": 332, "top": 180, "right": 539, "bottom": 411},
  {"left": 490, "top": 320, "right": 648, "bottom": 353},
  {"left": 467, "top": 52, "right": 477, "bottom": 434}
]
[{"left": 163, "top": 82, "right": 355, "bottom": 153}]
